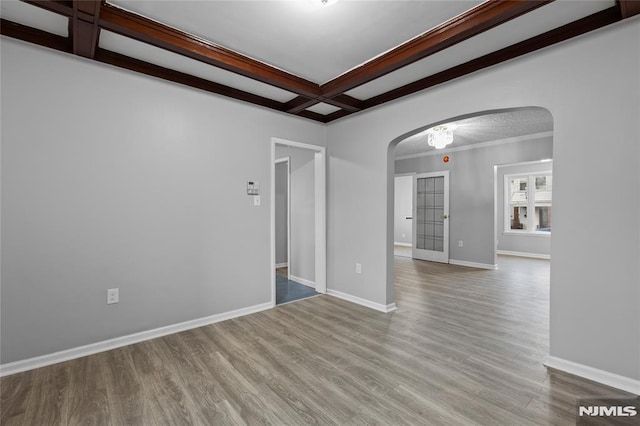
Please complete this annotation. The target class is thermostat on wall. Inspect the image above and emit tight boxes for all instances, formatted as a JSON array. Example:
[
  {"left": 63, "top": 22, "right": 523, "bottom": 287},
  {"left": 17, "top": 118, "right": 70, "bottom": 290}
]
[{"left": 247, "top": 181, "right": 260, "bottom": 195}]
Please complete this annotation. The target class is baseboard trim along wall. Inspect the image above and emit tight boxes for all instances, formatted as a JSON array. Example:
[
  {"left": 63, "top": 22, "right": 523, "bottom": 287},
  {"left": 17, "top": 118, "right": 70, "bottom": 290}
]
[
  {"left": 449, "top": 259, "right": 498, "bottom": 270},
  {"left": 393, "top": 242, "right": 412, "bottom": 247},
  {"left": 289, "top": 274, "right": 315, "bottom": 289},
  {"left": 545, "top": 356, "right": 640, "bottom": 395},
  {"left": 327, "top": 289, "right": 397, "bottom": 313},
  {"left": 275, "top": 262, "right": 288, "bottom": 268},
  {"left": 0, "top": 301, "right": 273, "bottom": 377},
  {"left": 497, "top": 250, "right": 550, "bottom": 260}
]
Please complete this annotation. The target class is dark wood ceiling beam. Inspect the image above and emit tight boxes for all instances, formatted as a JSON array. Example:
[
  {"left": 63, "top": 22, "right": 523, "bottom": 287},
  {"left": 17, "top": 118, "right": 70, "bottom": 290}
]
[
  {"left": 355, "top": 6, "right": 621, "bottom": 114},
  {"left": 0, "top": 17, "right": 71, "bottom": 52},
  {"left": 71, "top": 1, "right": 101, "bottom": 58},
  {"left": 617, "top": 0, "right": 640, "bottom": 18},
  {"left": 321, "top": 0, "right": 553, "bottom": 98},
  {"left": 295, "top": 110, "right": 330, "bottom": 123},
  {"left": 323, "top": 94, "right": 363, "bottom": 112},
  {"left": 285, "top": 93, "right": 363, "bottom": 114},
  {"left": 98, "top": 3, "right": 321, "bottom": 98},
  {"left": 284, "top": 96, "right": 320, "bottom": 114},
  {"left": 322, "top": 109, "right": 353, "bottom": 123},
  {"left": 22, "top": 0, "right": 73, "bottom": 17}
]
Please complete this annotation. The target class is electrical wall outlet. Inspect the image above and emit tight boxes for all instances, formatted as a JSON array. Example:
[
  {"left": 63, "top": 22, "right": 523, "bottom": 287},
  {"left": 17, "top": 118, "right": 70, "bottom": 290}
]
[
  {"left": 458, "top": 241, "right": 464, "bottom": 247},
  {"left": 107, "top": 288, "right": 119, "bottom": 305},
  {"left": 355, "top": 263, "right": 362, "bottom": 274}
]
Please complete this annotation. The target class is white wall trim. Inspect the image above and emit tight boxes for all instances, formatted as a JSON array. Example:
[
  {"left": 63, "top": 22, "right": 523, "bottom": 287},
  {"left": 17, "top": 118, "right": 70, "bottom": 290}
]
[
  {"left": 290, "top": 274, "right": 315, "bottom": 289},
  {"left": 275, "top": 262, "right": 289, "bottom": 268},
  {"left": 545, "top": 356, "right": 640, "bottom": 395},
  {"left": 395, "top": 131, "right": 553, "bottom": 160},
  {"left": 0, "top": 301, "right": 273, "bottom": 377},
  {"left": 394, "top": 242, "right": 412, "bottom": 247},
  {"left": 327, "top": 289, "right": 397, "bottom": 313},
  {"left": 497, "top": 250, "right": 550, "bottom": 260},
  {"left": 449, "top": 259, "right": 498, "bottom": 270}
]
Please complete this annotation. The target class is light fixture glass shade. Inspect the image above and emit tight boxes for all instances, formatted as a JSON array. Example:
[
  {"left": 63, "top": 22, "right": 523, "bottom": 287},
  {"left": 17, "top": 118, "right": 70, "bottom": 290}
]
[{"left": 427, "top": 125, "right": 455, "bottom": 149}]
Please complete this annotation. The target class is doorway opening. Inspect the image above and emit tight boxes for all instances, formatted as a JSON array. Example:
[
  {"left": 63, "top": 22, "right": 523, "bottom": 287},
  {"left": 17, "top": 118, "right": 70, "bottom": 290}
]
[
  {"left": 270, "top": 138, "right": 326, "bottom": 306},
  {"left": 389, "top": 106, "right": 553, "bottom": 299}
]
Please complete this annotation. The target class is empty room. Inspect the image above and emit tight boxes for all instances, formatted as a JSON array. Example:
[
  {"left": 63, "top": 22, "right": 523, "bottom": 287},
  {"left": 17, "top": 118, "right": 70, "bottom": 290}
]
[{"left": 1, "top": 0, "right": 639, "bottom": 424}]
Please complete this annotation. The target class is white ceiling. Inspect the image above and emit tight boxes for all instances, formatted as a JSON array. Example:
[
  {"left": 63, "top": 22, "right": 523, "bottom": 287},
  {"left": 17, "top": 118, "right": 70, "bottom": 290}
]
[
  {"left": 394, "top": 107, "right": 553, "bottom": 158},
  {"left": 108, "top": 0, "right": 483, "bottom": 84}
]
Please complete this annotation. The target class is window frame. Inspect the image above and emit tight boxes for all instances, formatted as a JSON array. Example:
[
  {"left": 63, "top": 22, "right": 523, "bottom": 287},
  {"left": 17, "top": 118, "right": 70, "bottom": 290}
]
[{"left": 503, "top": 171, "right": 552, "bottom": 236}]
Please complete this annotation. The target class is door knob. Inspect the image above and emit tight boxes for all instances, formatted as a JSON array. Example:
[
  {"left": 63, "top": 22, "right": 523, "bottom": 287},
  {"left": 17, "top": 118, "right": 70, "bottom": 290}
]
[{"left": 442, "top": 214, "right": 449, "bottom": 219}]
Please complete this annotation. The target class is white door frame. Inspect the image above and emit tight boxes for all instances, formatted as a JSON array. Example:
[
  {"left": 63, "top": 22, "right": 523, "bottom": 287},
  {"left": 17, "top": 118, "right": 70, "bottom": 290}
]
[
  {"left": 270, "top": 137, "right": 327, "bottom": 306},
  {"left": 412, "top": 170, "right": 450, "bottom": 263},
  {"left": 275, "top": 157, "right": 291, "bottom": 279}
]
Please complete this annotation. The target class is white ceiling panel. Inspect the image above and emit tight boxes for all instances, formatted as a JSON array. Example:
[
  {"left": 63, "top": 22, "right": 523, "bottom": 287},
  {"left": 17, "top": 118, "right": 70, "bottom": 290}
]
[
  {"left": 394, "top": 107, "right": 553, "bottom": 158},
  {"left": 108, "top": 0, "right": 483, "bottom": 83},
  {"left": 99, "top": 30, "right": 297, "bottom": 103},
  {"left": 346, "top": 0, "right": 615, "bottom": 100},
  {"left": 0, "top": 0, "right": 69, "bottom": 37},
  {"left": 306, "top": 102, "right": 342, "bottom": 115}
]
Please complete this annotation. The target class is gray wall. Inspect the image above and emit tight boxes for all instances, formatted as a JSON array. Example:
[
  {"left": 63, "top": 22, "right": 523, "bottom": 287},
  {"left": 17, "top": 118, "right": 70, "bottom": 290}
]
[
  {"left": 275, "top": 161, "right": 288, "bottom": 265},
  {"left": 497, "top": 161, "right": 553, "bottom": 256},
  {"left": 394, "top": 176, "right": 413, "bottom": 245},
  {"left": 0, "top": 38, "right": 325, "bottom": 363},
  {"left": 326, "top": 21, "right": 639, "bottom": 380},
  {"left": 395, "top": 136, "right": 553, "bottom": 266},
  {"left": 275, "top": 145, "right": 315, "bottom": 283}
]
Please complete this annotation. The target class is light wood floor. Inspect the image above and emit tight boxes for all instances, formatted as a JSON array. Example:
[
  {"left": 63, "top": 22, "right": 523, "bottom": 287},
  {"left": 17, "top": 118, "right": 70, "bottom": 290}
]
[{"left": 1, "top": 256, "right": 634, "bottom": 425}]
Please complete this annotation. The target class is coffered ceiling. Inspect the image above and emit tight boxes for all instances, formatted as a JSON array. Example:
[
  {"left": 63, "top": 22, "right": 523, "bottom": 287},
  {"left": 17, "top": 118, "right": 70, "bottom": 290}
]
[{"left": 1, "top": 1, "right": 638, "bottom": 123}]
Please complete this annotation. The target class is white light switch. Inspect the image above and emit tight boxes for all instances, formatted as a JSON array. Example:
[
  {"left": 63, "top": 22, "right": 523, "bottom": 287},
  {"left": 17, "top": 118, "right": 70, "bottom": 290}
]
[{"left": 253, "top": 195, "right": 261, "bottom": 206}]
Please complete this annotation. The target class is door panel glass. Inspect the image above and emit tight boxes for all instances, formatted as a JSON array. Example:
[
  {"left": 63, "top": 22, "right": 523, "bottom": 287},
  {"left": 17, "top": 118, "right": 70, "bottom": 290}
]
[{"left": 416, "top": 176, "right": 444, "bottom": 252}]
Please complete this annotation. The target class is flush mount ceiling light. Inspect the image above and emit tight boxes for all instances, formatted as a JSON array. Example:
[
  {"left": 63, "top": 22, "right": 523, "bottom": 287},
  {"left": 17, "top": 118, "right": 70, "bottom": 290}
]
[
  {"left": 427, "top": 124, "right": 457, "bottom": 149},
  {"left": 309, "top": 0, "right": 341, "bottom": 7}
]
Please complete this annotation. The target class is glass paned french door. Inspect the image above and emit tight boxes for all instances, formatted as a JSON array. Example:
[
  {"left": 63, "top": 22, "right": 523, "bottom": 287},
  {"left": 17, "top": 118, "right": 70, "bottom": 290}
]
[{"left": 412, "top": 171, "right": 449, "bottom": 263}]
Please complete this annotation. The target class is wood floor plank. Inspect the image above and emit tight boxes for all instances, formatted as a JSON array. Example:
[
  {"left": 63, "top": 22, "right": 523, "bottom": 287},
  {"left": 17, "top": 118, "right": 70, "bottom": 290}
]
[
  {"left": 1, "top": 256, "right": 636, "bottom": 425},
  {"left": 66, "top": 354, "right": 110, "bottom": 425}
]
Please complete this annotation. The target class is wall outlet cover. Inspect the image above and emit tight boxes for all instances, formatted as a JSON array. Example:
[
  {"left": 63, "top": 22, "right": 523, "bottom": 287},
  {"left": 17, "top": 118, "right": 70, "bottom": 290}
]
[{"left": 107, "top": 288, "right": 119, "bottom": 304}]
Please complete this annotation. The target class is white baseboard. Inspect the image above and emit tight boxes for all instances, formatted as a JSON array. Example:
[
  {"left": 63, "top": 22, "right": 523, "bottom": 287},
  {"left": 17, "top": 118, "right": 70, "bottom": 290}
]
[
  {"left": 497, "top": 250, "right": 550, "bottom": 260},
  {"left": 394, "top": 242, "right": 412, "bottom": 247},
  {"left": 449, "top": 259, "right": 498, "bottom": 270},
  {"left": 545, "top": 356, "right": 640, "bottom": 395},
  {"left": 327, "top": 289, "right": 397, "bottom": 313},
  {"left": 0, "top": 301, "right": 273, "bottom": 377},
  {"left": 290, "top": 274, "right": 315, "bottom": 289},
  {"left": 275, "top": 262, "right": 288, "bottom": 268}
]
